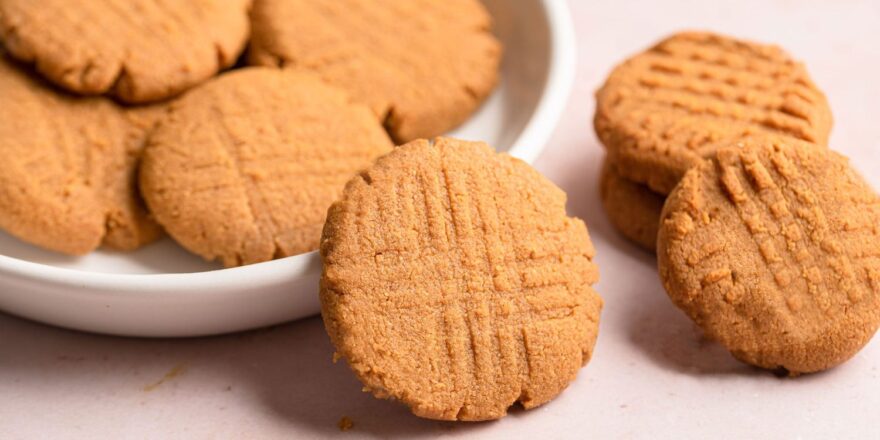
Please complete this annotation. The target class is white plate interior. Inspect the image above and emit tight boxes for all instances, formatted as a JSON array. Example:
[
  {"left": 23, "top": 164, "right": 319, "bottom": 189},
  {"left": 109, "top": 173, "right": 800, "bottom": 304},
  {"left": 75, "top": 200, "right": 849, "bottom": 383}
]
[{"left": 0, "top": 0, "right": 575, "bottom": 336}]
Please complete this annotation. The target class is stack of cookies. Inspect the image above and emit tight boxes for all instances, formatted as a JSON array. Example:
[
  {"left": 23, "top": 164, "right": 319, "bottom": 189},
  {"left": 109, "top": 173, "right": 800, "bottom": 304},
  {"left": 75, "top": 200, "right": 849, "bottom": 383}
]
[
  {"left": 0, "top": 0, "right": 502, "bottom": 266},
  {"left": 596, "top": 31, "right": 880, "bottom": 374},
  {"left": 596, "top": 31, "right": 833, "bottom": 252}
]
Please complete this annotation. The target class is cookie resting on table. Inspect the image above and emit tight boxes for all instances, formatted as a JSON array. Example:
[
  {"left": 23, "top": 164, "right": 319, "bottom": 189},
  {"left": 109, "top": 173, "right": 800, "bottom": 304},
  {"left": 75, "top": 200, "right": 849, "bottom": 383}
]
[
  {"left": 320, "top": 137, "right": 603, "bottom": 420},
  {"left": 599, "top": 158, "right": 665, "bottom": 252},
  {"left": 657, "top": 136, "right": 880, "bottom": 374}
]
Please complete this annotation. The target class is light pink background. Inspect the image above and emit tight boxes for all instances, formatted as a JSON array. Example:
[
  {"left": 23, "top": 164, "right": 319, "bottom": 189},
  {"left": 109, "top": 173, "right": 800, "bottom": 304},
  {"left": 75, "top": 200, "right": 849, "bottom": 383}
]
[{"left": 2, "top": 0, "right": 879, "bottom": 438}]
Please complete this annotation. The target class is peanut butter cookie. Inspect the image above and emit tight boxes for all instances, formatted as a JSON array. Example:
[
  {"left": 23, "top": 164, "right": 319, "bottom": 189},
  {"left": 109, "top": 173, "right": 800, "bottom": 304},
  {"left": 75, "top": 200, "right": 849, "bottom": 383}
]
[
  {"left": 249, "top": 0, "right": 501, "bottom": 142},
  {"left": 0, "top": 0, "right": 252, "bottom": 103},
  {"left": 0, "top": 57, "right": 161, "bottom": 255},
  {"left": 320, "top": 137, "right": 603, "bottom": 420},
  {"left": 595, "top": 31, "right": 832, "bottom": 194},
  {"left": 599, "top": 158, "right": 664, "bottom": 252},
  {"left": 657, "top": 136, "right": 880, "bottom": 373},
  {"left": 140, "top": 67, "right": 393, "bottom": 267}
]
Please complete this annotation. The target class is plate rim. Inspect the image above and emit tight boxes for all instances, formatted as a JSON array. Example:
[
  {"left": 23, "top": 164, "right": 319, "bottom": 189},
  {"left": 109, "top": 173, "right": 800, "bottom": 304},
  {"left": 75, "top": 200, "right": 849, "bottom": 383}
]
[{"left": 0, "top": 0, "right": 576, "bottom": 297}]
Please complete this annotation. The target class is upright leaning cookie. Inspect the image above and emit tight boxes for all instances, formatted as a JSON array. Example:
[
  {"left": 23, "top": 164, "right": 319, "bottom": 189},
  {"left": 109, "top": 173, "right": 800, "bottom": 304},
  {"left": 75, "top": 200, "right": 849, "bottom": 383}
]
[
  {"left": 249, "top": 0, "right": 501, "bottom": 142},
  {"left": 321, "top": 138, "right": 603, "bottom": 420},
  {"left": 140, "top": 68, "right": 393, "bottom": 267},
  {"left": 0, "top": 0, "right": 252, "bottom": 103},
  {"left": 0, "top": 57, "right": 161, "bottom": 255},
  {"left": 595, "top": 31, "right": 833, "bottom": 194},
  {"left": 658, "top": 136, "right": 880, "bottom": 373}
]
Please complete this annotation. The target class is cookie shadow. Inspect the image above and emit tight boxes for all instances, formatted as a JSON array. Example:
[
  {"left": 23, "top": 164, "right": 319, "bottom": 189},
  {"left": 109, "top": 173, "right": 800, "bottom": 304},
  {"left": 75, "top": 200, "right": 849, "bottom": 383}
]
[
  {"left": 0, "top": 230, "right": 85, "bottom": 265},
  {"left": 0, "top": 313, "right": 493, "bottom": 437},
  {"left": 545, "top": 137, "right": 751, "bottom": 376},
  {"left": 117, "top": 237, "right": 221, "bottom": 273},
  {"left": 615, "top": 254, "right": 753, "bottom": 376},
  {"left": 230, "top": 317, "right": 494, "bottom": 438}
]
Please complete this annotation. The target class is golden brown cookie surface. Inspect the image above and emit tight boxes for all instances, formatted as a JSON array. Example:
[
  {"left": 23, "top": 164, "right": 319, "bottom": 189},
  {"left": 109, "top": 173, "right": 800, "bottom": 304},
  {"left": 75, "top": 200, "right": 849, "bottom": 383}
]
[
  {"left": 249, "top": 0, "right": 501, "bottom": 142},
  {"left": 140, "top": 67, "right": 393, "bottom": 267},
  {"left": 320, "top": 137, "right": 602, "bottom": 420},
  {"left": 595, "top": 31, "right": 832, "bottom": 194},
  {"left": 0, "top": 0, "right": 252, "bottom": 103},
  {"left": 0, "top": 57, "right": 161, "bottom": 255},
  {"left": 599, "top": 158, "right": 665, "bottom": 252},
  {"left": 657, "top": 137, "right": 880, "bottom": 373}
]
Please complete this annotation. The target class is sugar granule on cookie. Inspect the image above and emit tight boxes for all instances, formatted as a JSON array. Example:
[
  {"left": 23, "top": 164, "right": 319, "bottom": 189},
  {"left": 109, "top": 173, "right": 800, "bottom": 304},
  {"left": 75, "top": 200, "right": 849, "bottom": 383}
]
[
  {"left": 249, "top": 0, "right": 501, "bottom": 142},
  {"left": 0, "top": 56, "right": 161, "bottom": 255},
  {"left": 595, "top": 31, "right": 833, "bottom": 194},
  {"left": 140, "top": 67, "right": 393, "bottom": 267},
  {"left": 657, "top": 136, "right": 880, "bottom": 374},
  {"left": 0, "top": 0, "right": 252, "bottom": 103},
  {"left": 320, "top": 137, "right": 603, "bottom": 421}
]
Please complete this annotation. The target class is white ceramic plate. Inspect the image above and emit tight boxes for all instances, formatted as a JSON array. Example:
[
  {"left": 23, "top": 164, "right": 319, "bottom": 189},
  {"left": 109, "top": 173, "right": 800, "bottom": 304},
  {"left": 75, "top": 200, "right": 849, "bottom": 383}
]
[{"left": 0, "top": 0, "right": 576, "bottom": 337}]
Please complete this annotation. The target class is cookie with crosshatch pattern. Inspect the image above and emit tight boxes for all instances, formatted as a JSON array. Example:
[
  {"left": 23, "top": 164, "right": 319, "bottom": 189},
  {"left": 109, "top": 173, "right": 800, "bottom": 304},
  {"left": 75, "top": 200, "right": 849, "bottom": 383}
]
[
  {"left": 0, "top": 0, "right": 252, "bottom": 103},
  {"left": 248, "top": 0, "right": 501, "bottom": 143},
  {"left": 319, "top": 137, "right": 603, "bottom": 420},
  {"left": 657, "top": 136, "right": 880, "bottom": 374},
  {"left": 139, "top": 67, "right": 392, "bottom": 267},
  {"left": 594, "top": 31, "right": 833, "bottom": 195},
  {"left": 0, "top": 55, "right": 161, "bottom": 255}
]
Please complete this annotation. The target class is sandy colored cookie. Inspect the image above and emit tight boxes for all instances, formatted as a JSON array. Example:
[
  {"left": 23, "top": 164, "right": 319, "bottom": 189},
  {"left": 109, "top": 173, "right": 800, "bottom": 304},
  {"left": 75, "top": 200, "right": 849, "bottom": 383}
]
[
  {"left": 0, "top": 57, "right": 162, "bottom": 255},
  {"left": 595, "top": 31, "right": 833, "bottom": 194},
  {"left": 599, "top": 158, "right": 664, "bottom": 252},
  {"left": 249, "top": 0, "right": 501, "bottom": 142},
  {"left": 657, "top": 136, "right": 880, "bottom": 374},
  {"left": 140, "top": 67, "right": 393, "bottom": 267},
  {"left": 0, "top": 0, "right": 252, "bottom": 103},
  {"left": 320, "top": 137, "right": 603, "bottom": 420}
]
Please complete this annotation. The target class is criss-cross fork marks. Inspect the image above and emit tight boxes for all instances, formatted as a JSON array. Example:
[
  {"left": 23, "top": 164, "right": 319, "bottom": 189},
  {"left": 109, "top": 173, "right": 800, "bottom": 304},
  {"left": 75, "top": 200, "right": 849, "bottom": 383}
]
[
  {"left": 0, "top": 0, "right": 249, "bottom": 101},
  {"left": 251, "top": 0, "right": 500, "bottom": 141},
  {"left": 143, "top": 69, "right": 393, "bottom": 266},
  {"left": 702, "top": 146, "right": 869, "bottom": 316},
  {"left": 333, "top": 141, "right": 598, "bottom": 419},
  {"left": 603, "top": 33, "right": 830, "bottom": 156}
]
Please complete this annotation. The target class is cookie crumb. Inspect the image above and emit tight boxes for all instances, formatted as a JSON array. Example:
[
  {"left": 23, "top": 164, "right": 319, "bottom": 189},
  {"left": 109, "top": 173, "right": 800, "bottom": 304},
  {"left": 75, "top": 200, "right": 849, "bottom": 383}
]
[{"left": 337, "top": 416, "right": 353, "bottom": 432}]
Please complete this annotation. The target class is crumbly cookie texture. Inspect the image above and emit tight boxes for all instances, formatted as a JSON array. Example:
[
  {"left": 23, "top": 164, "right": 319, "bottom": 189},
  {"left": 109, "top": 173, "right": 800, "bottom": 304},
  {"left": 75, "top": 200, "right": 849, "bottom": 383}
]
[
  {"left": 0, "top": 0, "right": 252, "bottom": 103},
  {"left": 599, "top": 158, "right": 665, "bottom": 252},
  {"left": 320, "top": 137, "right": 603, "bottom": 421},
  {"left": 0, "top": 57, "right": 162, "bottom": 255},
  {"left": 249, "top": 0, "right": 501, "bottom": 143},
  {"left": 657, "top": 136, "right": 880, "bottom": 374},
  {"left": 140, "top": 67, "right": 393, "bottom": 267},
  {"left": 595, "top": 31, "right": 833, "bottom": 195}
]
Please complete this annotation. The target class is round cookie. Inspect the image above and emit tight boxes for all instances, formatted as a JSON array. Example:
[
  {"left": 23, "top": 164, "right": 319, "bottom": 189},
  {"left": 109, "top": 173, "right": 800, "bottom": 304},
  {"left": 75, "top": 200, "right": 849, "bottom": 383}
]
[
  {"left": 140, "top": 67, "right": 393, "bottom": 267},
  {"left": 0, "top": 0, "right": 252, "bottom": 103},
  {"left": 320, "top": 137, "right": 603, "bottom": 420},
  {"left": 657, "top": 136, "right": 880, "bottom": 374},
  {"left": 599, "top": 159, "right": 665, "bottom": 252},
  {"left": 249, "top": 0, "right": 501, "bottom": 142},
  {"left": 0, "top": 56, "right": 162, "bottom": 255},
  {"left": 595, "top": 31, "right": 833, "bottom": 194}
]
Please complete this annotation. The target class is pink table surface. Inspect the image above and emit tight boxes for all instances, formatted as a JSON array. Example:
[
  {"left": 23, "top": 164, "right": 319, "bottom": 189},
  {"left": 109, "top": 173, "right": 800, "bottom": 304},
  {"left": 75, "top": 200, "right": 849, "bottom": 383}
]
[{"left": 2, "top": 1, "right": 879, "bottom": 438}]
